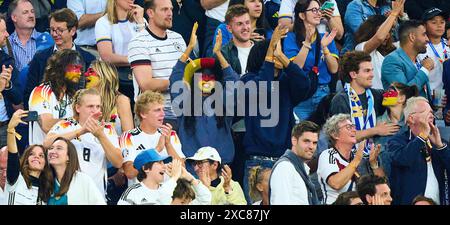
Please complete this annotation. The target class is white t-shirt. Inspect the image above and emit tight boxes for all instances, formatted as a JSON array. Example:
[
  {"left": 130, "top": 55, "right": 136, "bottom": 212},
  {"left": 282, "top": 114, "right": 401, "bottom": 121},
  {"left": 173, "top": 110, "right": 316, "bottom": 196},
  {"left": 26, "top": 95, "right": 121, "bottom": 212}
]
[
  {"left": 236, "top": 44, "right": 253, "bottom": 76},
  {"left": 317, "top": 148, "right": 356, "bottom": 205},
  {"left": 119, "top": 127, "right": 185, "bottom": 185},
  {"left": 0, "top": 188, "right": 5, "bottom": 205},
  {"left": 95, "top": 15, "right": 140, "bottom": 56},
  {"left": 49, "top": 118, "right": 120, "bottom": 197},
  {"left": 5, "top": 174, "right": 41, "bottom": 205},
  {"left": 127, "top": 28, "right": 186, "bottom": 119},
  {"left": 205, "top": 0, "right": 230, "bottom": 22},
  {"left": 117, "top": 179, "right": 177, "bottom": 205},
  {"left": 68, "top": 0, "right": 107, "bottom": 46},
  {"left": 424, "top": 161, "right": 440, "bottom": 205},
  {"left": 270, "top": 161, "right": 310, "bottom": 205},
  {"left": 418, "top": 39, "right": 450, "bottom": 91},
  {"left": 28, "top": 84, "right": 73, "bottom": 145}
]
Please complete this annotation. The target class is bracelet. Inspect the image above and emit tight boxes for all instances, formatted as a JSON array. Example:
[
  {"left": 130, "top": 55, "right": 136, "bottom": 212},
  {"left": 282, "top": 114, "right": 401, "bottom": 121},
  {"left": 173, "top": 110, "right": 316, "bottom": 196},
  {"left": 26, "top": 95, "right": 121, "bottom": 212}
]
[
  {"left": 7, "top": 128, "right": 22, "bottom": 140},
  {"left": 323, "top": 49, "right": 331, "bottom": 56},
  {"left": 302, "top": 41, "right": 312, "bottom": 50}
]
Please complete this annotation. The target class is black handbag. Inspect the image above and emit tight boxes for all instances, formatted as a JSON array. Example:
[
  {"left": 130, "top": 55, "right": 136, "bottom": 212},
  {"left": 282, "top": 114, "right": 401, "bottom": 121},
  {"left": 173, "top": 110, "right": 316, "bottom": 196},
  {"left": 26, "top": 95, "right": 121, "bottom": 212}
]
[{"left": 304, "top": 34, "right": 321, "bottom": 99}]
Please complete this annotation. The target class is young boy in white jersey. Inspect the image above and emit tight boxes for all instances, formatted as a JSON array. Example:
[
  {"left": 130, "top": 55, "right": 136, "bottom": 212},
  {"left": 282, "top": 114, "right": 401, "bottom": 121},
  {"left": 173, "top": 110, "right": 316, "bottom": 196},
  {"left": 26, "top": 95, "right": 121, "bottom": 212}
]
[{"left": 43, "top": 88, "right": 123, "bottom": 197}]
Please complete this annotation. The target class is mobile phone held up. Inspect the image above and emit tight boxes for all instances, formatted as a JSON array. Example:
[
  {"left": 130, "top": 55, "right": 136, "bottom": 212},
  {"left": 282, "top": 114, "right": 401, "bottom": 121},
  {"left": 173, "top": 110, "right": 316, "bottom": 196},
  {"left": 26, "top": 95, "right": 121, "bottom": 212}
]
[
  {"left": 320, "top": 1, "right": 335, "bottom": 11},
  {"left": 23, "top": 111, "right": 38, "bottom": 122}
]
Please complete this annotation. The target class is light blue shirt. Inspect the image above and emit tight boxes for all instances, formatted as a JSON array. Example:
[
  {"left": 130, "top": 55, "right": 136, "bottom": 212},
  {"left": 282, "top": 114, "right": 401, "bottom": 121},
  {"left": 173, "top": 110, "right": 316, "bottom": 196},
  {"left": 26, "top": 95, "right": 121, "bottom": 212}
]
[
  {"left": 68, "top": 0, "right": 107, "bottom": 46},
  {"left": 8, "top": 29, "right": 41, "bottom": 72}
]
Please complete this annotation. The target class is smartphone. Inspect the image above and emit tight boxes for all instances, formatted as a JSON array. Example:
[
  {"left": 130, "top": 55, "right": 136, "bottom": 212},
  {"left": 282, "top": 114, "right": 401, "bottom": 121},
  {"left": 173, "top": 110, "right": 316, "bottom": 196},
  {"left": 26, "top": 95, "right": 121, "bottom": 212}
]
[
  {"left": 23, "top": 111, "right": 38, "bottom": 122},
  {"left": 320, "top": 1, "right": 335, "bottom": 11}
]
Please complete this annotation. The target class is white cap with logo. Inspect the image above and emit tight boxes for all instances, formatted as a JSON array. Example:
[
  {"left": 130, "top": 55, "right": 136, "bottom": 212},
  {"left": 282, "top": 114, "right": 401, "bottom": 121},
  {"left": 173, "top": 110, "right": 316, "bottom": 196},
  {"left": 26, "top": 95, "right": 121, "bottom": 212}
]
[{"left": 186, "top": 146, "right": 222, "bottom": 164}]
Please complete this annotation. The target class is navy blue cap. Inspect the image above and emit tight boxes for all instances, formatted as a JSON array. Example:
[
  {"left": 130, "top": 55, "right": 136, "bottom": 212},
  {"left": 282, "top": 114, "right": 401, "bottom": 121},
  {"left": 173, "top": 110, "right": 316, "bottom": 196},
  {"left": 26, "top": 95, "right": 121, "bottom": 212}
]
[
  {"left": 133, "top": 149, "right": 172, "bottom": 170},
  {"left": 422, "top": 7, "right": 448, "bottom": 21}
]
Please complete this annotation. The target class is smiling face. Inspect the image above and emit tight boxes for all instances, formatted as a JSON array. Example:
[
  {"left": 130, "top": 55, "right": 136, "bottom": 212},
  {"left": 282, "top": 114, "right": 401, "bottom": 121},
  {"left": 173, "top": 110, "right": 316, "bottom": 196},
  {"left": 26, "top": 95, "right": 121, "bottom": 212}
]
[
  {"left": 299, "top": 0, "right": 322, "bottom": 26},
  {"left": 425, "top": 16, "right": 446, "bottom": 39},
  {"left": 335, "top": 120, "right": 357, "bottom": 145},
  {"left": 227, "top": 13, "right": 252, "bottom": 43},
  {"left": 351, "top": 61, "right": 374, "bottom": 89},
  {"left": 64, "top": 64, "right": 83, "bottom": 84},
  {"left": 292, "top": 131, "right": 319, "bottom": 160},
  {"left": 27, "top": 146, "right": 46, "bottom": 172},
  {"left": 48, "top": 140, "right": 69, "bottom": 167}
]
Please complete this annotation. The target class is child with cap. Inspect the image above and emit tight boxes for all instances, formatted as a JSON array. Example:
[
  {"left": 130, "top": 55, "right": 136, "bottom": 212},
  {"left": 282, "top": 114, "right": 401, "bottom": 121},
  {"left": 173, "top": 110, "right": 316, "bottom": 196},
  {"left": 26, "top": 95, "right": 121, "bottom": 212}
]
[
  {"left": 186, "top": 146, "right": 246, "bottom": 205},
  {"left": 118, "top": 148, "right": 202, "bottom": 205},
  {"left": 418, "top": 7, "right": 450, "bottom": 99}
]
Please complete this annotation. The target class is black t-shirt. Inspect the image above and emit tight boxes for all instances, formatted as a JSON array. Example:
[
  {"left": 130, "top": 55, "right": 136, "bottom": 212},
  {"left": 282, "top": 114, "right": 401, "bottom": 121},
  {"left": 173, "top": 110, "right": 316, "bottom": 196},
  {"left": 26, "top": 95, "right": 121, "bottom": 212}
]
[{"left": 330, "top": 88, "right": 385, "bottom": 117}]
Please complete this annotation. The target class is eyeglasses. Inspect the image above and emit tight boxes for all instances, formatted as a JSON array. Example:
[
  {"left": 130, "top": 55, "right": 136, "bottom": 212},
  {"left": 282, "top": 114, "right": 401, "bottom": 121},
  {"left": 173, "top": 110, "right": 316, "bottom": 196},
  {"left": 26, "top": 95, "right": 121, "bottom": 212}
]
[
  {"left": 49, "top": 27, "right": 69, "bottom": 35},
  {"left": 305, "top": 7, "right": 321, "bottom": 14},
  {"left": 192, "top": 160, "right": 210, "bottom": 167},
  {"left": 339, "top": 124, "right": 356, "bottom": 131}
]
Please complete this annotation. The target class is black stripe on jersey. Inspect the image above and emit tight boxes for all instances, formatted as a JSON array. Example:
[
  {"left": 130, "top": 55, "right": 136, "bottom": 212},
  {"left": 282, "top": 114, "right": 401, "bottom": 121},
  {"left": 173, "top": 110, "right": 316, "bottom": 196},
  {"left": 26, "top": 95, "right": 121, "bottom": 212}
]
[
  {"left": 120, "top": 183, "right": 142, "bottom": 200},
  {"left": 320, "top": 178, "right": 327, "bottom": 205},
  {"left": 8, "top": 192, "right": 15, "bottom": 205}
]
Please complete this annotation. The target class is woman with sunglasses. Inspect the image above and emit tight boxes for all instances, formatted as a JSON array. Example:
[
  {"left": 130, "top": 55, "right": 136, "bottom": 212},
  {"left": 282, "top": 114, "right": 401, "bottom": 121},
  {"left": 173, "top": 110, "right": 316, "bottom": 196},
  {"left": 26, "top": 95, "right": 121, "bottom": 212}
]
[{"left": 283, "top": 0, "right": 339, "bottom": 123}]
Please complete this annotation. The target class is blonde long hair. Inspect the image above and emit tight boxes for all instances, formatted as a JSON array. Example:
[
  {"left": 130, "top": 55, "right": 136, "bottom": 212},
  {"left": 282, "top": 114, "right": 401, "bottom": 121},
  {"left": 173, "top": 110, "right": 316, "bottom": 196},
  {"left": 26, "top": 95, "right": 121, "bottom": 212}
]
[
  {"left": 91, "top": 61, "right": 120, "bottom": 122},
  {"left": 105, "top": 0, "right": 135, "bottom": 24}
]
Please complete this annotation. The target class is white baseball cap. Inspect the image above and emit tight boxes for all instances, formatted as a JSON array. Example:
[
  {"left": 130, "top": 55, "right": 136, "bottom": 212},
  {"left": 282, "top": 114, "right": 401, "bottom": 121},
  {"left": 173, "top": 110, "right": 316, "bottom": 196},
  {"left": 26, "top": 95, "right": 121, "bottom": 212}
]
[{"left": 186, "top": 146, "right": 221, "bottom": 164}]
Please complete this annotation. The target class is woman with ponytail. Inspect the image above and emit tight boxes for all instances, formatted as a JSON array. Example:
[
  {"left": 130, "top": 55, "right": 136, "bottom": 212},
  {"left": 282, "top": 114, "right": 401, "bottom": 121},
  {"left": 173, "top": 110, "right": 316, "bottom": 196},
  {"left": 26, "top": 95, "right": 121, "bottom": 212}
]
[{"left": 247, "top": 166, "right": 271, "bottom": 205}]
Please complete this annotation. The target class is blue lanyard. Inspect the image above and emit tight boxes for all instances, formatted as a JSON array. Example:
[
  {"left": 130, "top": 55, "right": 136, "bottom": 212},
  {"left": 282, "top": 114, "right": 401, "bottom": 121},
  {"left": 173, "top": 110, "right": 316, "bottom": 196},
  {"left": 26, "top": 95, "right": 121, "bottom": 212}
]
[{"left": 428, "top": 39, "right": 448, "bottom": 63}]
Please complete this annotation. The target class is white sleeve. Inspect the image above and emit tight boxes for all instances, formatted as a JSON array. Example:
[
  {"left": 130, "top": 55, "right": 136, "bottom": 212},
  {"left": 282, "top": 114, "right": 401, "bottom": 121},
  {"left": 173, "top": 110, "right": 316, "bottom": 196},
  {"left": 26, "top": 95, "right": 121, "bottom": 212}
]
[
  {"left": 157, "top": 179, "right": 178, "bottom": 205},
  {"left": 190, "top": 182, "right": 212, "bottom": 205},
  {"left": 127, "top": 35, "right": 152, "bottom": 65},
  {"left": 29, "top": 86, "right": 52, "bottom": 116},
  {"left": 95, "top": 16, "right": 112, "bottom": 43},
  {"left": 317, "top": 151, "right": 339, "bottom": 186},
  {"left": 270, "top": 161, "right": 309, "bottom": 205},
  {"left": 355, "top": 42, "right": 366, "bottom": 52},
  {"left": 67, "top": 0, "right": 85, "bottom": 19},
  {"left": 105, "top": 126, "right": 120, "bottom": 148},
  {"left": 278, "top": 0, "right": 296, "bottom": 19}
]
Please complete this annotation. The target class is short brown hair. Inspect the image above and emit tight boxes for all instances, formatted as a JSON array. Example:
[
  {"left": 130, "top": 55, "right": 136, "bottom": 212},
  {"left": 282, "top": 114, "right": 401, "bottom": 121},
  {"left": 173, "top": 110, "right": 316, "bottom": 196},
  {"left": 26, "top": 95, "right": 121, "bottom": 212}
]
[
  {"left": 291, "top": 121, "right": 320, "bottom": 139},
  {"left": 134, "top": 90, "right": 165, "bottom": 121},
  {"left": 225, "top": 4, "right": 249, "bottom": 24},
  {"left": 339, "top": 51, "right": 372, "bottom": 83},
  {"left": 49, "top": 8, "right": 78, "bottom": 30}
]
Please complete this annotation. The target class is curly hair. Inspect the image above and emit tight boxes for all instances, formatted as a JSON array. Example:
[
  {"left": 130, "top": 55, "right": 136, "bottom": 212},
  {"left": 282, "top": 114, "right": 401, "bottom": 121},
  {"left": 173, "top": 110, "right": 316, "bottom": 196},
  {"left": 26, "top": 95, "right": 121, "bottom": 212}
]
[
  {"left": 42, "top": 49, "right": 84, "bottom": 101},
  {"left": 339, "top": 51, "right": 372, "bottom": 84}
]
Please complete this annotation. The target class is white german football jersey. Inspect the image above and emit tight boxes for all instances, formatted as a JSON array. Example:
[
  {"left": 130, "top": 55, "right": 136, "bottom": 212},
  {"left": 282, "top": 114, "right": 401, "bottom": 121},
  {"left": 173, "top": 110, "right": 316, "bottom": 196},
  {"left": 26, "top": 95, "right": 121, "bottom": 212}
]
[
  {"left": 28, "top": 83, "right": 73, "bottom": 145},
  {"left": 317, "top": 148, "right": 357, "bottom": 205},
  {"left": 49, "top": 118, "right": 120, "bottom": 197},
  {"left": 117, "top": 179, "right": 177, "bottom": 205},
  {"left": 119, "top": 127, "right": 185, "bottom": 185}
]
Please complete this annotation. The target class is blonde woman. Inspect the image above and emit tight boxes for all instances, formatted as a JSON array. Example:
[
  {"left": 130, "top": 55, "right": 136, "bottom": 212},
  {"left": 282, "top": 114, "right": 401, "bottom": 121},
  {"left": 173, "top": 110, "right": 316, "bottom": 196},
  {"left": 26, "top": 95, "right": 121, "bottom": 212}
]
[
  {"left": 95, "top": 0, "right": 145, "bottom": 101},
  {"left": 248, "top": 166, "right": 271, "bottom": 205},
  {"left": 86, "top": 60, "right": 134, "bottom": 135}
]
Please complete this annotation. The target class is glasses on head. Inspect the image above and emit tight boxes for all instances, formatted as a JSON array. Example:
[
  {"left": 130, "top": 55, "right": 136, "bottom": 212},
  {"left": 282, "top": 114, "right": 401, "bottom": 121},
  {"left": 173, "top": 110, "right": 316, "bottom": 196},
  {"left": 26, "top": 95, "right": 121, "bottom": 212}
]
[
  {"left": 305, "top": 7, "right": 321, "bottom": 14},
  {"left": 49, "top": 27, "right": 69, "bottom": 35},
  {"left": 339, "top": 124, "right": 356, "bottom": 131}
]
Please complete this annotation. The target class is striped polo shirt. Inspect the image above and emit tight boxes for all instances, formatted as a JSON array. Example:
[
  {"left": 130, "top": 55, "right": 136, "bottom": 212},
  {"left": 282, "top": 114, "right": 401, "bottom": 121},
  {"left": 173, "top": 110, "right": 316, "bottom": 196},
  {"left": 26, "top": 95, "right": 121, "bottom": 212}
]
[{"left": 8, "top": 29, "right": 41, "bottom": 72}]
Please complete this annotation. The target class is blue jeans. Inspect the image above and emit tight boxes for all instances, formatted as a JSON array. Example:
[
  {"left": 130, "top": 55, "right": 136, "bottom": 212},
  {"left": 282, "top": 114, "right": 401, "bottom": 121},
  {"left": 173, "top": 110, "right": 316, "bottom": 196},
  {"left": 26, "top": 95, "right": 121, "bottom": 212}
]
[
  {"left": 243, "top": 157, "right": 276, "bottom": 205},
  {"left": 293, "top": 85, "right": 330, "bottom": 123}
]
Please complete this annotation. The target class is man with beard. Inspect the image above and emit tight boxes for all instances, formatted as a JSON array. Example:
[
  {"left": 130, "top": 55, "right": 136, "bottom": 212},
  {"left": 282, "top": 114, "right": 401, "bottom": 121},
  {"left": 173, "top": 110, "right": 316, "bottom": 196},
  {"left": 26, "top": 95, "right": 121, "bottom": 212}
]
[
  {"left": 128, "top": 0, "right": 186, "bottom": 130},
  {"left": 28, "top": 49, "right": 83, "bottom": 145},
  {"left": 382, "top": 20, "right": 434, "bottom": 101},
  {"left": 269, "top": 121, "right": 321, "bottom": 205}
]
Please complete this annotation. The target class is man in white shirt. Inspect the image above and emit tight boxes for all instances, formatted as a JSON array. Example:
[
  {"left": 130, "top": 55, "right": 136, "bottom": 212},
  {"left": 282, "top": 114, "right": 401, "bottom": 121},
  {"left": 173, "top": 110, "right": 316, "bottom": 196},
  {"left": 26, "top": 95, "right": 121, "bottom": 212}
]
[{"left": 270, "top": 121, "right": 321, "bottom": 205}]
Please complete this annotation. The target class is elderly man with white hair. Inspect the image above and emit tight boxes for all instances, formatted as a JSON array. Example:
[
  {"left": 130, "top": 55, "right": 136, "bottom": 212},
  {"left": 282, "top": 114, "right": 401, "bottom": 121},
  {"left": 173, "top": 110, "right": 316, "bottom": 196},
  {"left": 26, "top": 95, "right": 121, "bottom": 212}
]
[{"left": 387, "top": 96, "right": 450, "bottom": 205}]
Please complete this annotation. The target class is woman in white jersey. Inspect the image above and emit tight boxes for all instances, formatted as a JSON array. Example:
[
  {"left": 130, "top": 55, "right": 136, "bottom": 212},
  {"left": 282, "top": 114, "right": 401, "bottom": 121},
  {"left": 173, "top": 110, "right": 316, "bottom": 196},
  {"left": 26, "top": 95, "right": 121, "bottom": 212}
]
[{"left": 5, "top": 110, "right": 51, "bottom": 205}]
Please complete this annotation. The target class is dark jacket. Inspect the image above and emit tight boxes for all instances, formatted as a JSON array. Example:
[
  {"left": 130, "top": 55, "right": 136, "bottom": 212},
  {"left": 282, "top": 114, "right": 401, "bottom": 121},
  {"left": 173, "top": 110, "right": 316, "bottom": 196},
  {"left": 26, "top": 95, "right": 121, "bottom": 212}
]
[
  {"left": 0, "top": 50, "right": 22, "bottom": 118},
  {"left": 387, "top": 127, "right": 450, "bottom": 205},
  {"left": 240, "top": 61, "right": 310, "bottom": 157},
  {"left": 23, "top": 45, "right": 95, "bottom": 109},
  {"left": 443, "top": 60, "right": 450, "bottom": 126},
  {"left": 221, "top": 41, "right": 243, "bottom": 75}
]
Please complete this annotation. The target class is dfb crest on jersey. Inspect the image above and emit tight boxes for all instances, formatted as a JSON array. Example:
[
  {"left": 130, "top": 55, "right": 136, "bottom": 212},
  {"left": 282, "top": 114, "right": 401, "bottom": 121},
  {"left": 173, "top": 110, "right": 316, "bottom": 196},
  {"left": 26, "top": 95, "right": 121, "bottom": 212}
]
[{"left": 174, "top": 42, "right": 183, "bottom": 52}]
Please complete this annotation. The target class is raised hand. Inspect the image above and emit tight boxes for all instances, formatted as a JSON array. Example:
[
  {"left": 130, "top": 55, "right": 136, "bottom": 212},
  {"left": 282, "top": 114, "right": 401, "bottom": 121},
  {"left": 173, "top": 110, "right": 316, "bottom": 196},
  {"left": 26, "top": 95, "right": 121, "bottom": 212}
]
[
  {"left": 8, "top": 109, "right": 28, "bottom": 129},
  {"left": 221, "top": 165, "right": 233, "bottom": 193},
  {"left": 321, "top": 28, "right": 337, "bottom": 48},
  {"left": 369, "top": 193, "right": 385, "bottom": 205},
  {"left": 391, "top": 0, "right": 405, "bottom": 17},
  {"left": 198, "top": 169, "right": 211, "bottom": 188},
  {"left": 304, "top": 23, "right": 316, "bottom": 44},
  {"left": 188, "top": 22, "right": 198, "bottom": 50},
  {"left": 321, "top": 7, "right": 334, "bottom": 20},
  {"left": 429, "top": 121, "right": 444, "bottom": 148},
  {"left": 354, "top": 140, "right": 366, "bottom": 162},
  {"left": 213, "top": 29, "right": 223, "bottom": 55},
  {"left": 270, "top": 25, "right": 289, "bottom": 49},
  {"left": 170, "top": 159, "right": 183, "bottom": 180},
  {"left": 369, "top": 144, "right": 381, "bottom": 167},
  {"left": 422, "top": 57, "right": 435, "bottom": 71},
  {"left": 130, "top": 4, "right": 144, "bottom": 24}
]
